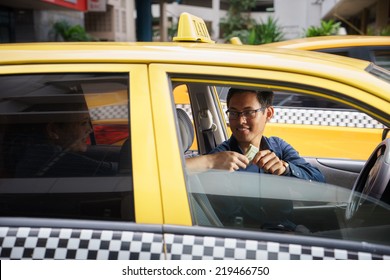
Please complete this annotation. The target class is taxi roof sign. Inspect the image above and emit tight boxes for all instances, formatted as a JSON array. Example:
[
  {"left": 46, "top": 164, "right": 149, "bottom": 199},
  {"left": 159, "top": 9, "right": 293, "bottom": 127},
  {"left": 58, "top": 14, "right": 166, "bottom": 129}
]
[{"left": 173, "top": 12, "right": 214, "bottom": 43}]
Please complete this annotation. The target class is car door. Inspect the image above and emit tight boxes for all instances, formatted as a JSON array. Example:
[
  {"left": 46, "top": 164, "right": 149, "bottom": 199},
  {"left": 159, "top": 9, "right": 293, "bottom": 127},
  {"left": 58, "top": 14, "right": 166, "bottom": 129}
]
[
  {"left": 153, "top": 64, "right": 389, "bottom": 189},
  {"left": 148, "top": 63, "right": 390, "bottom": 260},
  {"left": 0, "top": 64, "right": 167, "bottom": 259}
]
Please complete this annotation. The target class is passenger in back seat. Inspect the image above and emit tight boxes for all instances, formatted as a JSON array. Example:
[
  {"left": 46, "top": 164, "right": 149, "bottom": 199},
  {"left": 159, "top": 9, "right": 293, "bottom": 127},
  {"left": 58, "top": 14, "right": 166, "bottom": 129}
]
[{"left": 4, "top": 102, "right": 118, "bottom": 177}]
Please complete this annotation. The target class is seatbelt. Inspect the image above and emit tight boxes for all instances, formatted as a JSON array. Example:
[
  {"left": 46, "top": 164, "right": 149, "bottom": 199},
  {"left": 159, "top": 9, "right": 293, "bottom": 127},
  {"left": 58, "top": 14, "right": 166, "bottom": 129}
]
[{"left": 198, "top": 109, "right": 217, "bottom": 153}]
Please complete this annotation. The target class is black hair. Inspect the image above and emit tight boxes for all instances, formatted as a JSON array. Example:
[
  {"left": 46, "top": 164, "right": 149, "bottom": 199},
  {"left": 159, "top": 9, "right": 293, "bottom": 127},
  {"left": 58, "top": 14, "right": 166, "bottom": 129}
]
[{"left": 226, "top": 88, "right": 274, "bottom": 108}]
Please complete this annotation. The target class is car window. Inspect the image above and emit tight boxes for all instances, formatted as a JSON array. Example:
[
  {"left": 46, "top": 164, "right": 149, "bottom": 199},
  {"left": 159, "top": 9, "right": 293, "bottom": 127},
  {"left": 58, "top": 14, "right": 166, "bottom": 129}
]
[
  {"left": 271, "top": 91, "right": 385, "bottom": 160},
  {"left": 174, "top": 84, "right": 197, "bottom": 154},
  {"left": 373, "top": 50, "right": 390, "bottom": 70},
  {"left": 319, "top": 49, "right": 350, "bottom": 58},
  {"left": 0, "top": 73, "right": 134, "bottom": 221},
  {"left": 173, "top": 76, "right": 388, "bottom": 238},
  {"left": 173, "top": 82, "right": 227, "bottom": 156},
  {"left": 187, "top": 170, "right": 390, "bottom": 247},
  {"left": 218, "top": 85, "right": 385, "bottom": 161}
]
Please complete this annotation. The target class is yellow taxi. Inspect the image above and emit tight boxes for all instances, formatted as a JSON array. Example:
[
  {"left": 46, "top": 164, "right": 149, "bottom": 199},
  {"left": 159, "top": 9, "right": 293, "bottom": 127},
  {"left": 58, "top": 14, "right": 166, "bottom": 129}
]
[
  {"left": 226, "top": 35, "right": 390, "bottom": 161},
  {"left": 0, "top": 13, "right": 389, "bottom": 260},
  {"left": 264, "top": 35, "right": 390, "bottom": 70}
]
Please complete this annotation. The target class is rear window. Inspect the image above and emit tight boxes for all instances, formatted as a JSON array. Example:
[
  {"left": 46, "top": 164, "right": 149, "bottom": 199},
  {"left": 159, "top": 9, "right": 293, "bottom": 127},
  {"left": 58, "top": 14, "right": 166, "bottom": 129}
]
[{"left": 0, "top": 73, "right": 134, "bottom": 221}]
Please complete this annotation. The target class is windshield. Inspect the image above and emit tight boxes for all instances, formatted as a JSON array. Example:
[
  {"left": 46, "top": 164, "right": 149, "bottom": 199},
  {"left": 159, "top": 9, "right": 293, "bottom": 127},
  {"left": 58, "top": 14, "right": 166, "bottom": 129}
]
[{"left": 187, "top": 170, "right": 390, "bottom": 246}]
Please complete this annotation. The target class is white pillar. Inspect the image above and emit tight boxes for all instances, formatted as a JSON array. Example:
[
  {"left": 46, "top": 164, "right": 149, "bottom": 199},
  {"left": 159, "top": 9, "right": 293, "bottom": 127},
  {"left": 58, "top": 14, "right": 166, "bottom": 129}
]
[
  {"left": 127, "top": 0, "right": 136, "bottom": 41},
  {"left": 160, "top": 0, "right": 168, "bottom": 41},
  {"left": 212, "top": 0, "right": 220, "bottom": 40}
]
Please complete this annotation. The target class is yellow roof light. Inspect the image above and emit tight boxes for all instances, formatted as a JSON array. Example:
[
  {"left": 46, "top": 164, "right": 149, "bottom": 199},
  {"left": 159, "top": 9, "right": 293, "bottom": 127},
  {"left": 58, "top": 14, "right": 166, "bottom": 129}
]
[{"left": 173, "top": 12, "right": 214, "bottom": 43}]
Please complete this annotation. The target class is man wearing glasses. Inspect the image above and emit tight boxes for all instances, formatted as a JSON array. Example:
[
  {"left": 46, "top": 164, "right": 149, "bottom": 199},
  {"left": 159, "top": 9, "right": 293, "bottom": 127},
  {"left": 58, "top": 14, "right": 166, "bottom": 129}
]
[
  {"left": 187, "top": 88, "right": 324, "bottom": 182},
  {"left": 187, "top": 88, "right": 325, "bottom": 231}
]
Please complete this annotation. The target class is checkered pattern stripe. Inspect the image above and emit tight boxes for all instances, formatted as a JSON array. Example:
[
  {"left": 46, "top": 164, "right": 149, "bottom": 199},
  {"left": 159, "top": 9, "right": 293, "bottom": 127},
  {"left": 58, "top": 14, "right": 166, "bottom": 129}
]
[
  {"left": 0, "top": 227, "right": 164, "bottom": 260},
  {"left": 272, "top": 108, "right": 385, "bottom": 129},
  {"left": 1, "top": 227, "right": 390, "bottom": 260},
  {"left": 164, "top": 234, "right": 390, "bottom": 260},
  {"left": 176, "top": 104, "right": 384, "bottom": 129},
  {"left": 90, "top": 104, "right": 128, "bottom": 121}
]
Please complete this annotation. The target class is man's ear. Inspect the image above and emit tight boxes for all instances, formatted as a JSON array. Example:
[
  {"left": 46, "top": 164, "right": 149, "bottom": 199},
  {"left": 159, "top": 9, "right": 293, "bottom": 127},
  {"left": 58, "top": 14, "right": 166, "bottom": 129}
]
[
  {"left": 266, "top": 106, "right": 274, "bottom": 122},
  {"left": 46, "top": 123, "right": 59, "bottom": 140}
]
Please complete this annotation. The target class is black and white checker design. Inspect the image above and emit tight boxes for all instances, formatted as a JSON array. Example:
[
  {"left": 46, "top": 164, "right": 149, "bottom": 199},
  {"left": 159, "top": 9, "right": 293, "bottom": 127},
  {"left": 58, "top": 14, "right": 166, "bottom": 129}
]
[
  {"left": 2, "top": 227, "right": 390, "bottom": 260},
  {"left": 164, "top": 233, "right": 390, "bottom": 260},
  {"left": 90, "top": 104, "right": 129, "bottom": 121},
  {"left": 272, "top": 108, "right": 384, "bottom": 128},
  {"left": 0, "top": 227, "right": 164, "bottom": 260},
  {"left": 176, "top": 104, "right": 384, "bottom": 129}
]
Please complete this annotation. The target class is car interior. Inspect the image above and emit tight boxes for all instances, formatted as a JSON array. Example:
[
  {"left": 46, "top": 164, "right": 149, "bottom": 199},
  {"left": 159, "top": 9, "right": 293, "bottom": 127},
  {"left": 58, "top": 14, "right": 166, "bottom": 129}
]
[
  {"left": 176, "top": 80, "right": 390, "bottom": 244},
  {"left": 175, "top": 81, "right": 383, "bottom": 189}
]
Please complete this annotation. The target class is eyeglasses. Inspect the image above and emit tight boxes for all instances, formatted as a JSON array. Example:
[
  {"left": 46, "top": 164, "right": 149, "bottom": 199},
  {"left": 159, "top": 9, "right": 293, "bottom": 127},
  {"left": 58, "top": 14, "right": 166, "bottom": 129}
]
[{"left": 225, "top": 108, "right": 265, "bottom": 120}]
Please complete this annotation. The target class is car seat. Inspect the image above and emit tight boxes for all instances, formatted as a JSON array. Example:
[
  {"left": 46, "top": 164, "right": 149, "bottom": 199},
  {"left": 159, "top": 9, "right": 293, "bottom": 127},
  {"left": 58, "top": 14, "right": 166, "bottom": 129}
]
[
  {"left": 176, "top": 108, "right": 223, "bottom": 227},
  {"left": 176, "top": 108, "right": 195, "bottom": 153}
]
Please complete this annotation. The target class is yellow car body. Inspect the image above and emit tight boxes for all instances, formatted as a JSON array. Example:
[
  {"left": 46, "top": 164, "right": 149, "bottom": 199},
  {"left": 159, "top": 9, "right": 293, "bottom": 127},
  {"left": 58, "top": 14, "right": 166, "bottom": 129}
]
[
  {"left": 226, "top": 35, "right": 390, "bottom": 160},
  {"left": 264, "top": 35, "right": 390, "bottom": 49},
  {"left": 263, "top": 35, "right": 390, "bottom": 70},
  {"left": 1, "top": 39, "right": 389, "bottom": 223},
  {"left": 0, "top": 13, "right": 390, "bottom": 260}
]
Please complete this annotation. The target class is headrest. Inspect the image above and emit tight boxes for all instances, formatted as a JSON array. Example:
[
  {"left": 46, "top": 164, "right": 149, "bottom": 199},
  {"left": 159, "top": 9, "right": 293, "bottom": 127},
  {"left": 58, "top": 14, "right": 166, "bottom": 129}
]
[{"left": 176, "top": 108, "right": 194, "bottom": 152}]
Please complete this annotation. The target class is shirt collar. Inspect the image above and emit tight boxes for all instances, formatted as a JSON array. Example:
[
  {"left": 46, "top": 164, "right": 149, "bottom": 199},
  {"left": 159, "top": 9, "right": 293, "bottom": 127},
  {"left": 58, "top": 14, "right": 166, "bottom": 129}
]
[{"left": 229, "top": 135, "right": 270, "bottom": 154}]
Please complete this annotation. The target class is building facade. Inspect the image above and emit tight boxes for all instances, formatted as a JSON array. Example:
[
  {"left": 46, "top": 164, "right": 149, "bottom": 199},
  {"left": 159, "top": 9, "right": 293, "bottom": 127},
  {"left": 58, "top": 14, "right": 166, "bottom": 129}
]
[
  {"left": 0, "top": 0, "right": 87, "bottom": 42},
  {"left": 157, "top": 0, "right": 389, "bottom": 41},
  {"left": 0, "top": 0, "right": 136, "bottom": 42},
  {"left": 275, "top": 0, "right": 390, "bottom": 40},
  {"left": 0, "top": 0, "right": 388, "bottom": 43}
]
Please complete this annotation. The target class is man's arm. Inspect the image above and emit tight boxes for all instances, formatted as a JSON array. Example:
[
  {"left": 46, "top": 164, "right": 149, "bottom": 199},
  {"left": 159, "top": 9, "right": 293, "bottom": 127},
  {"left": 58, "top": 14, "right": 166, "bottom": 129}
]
[
  {"left": 185, "top": 151, "right": 249, "bottom": 173},
  {"left": 252, "top": 137, "right": 325, "bottom": 182},
  {"left": 277, "top": 139, "right": 325, "bottom": 182}
]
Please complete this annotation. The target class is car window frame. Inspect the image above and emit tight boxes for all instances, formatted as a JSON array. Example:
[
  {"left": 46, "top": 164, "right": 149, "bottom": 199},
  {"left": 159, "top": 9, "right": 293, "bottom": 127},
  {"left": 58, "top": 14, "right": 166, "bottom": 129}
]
[
  {"left": 0, "top": 63, "right": 164, "bottom": 225},
  {"left": 149, "top": 63, "right": 390, "bottom": 227}
]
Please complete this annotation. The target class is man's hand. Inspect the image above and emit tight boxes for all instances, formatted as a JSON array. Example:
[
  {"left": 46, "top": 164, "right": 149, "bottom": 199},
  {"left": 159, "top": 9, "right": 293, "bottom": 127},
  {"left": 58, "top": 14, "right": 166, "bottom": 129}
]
[
  {"left": 186, "top": 151, "right": 249, "bottom": 173},
  {"left": 252, "top": 149, "right": 286, "bottom": 175},
  {"left": 208, "top": 151, "right": 249, "bottom": 172}
]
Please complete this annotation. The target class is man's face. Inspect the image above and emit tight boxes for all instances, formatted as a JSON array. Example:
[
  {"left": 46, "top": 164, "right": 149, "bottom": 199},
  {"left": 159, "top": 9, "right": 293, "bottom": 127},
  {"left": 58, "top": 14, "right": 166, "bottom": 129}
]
[
  {"left": 57, "top": 114, "right": 92, "bottom": 153},
  {"left": 228, "top": 92, "right": 270, "bottom": 147}
]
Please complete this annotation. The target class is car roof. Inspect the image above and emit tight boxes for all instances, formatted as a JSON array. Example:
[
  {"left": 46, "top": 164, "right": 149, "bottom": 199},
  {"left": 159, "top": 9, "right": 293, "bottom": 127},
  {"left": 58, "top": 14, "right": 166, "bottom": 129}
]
[
  {"left": 0, "top": 41, "right": 371, "bottom": 70},
  {"left": 0, "top": 42, "right": 389, "bottom": 102},
  {"left": 263, "top": 35, "right": 390, "bottom": 50}
]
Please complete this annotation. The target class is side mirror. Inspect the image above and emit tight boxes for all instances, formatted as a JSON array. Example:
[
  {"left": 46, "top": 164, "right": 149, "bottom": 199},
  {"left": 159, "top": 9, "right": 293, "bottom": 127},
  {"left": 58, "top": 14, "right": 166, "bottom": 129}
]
[{"left": 382, "top": 128, "right": 390, "bottom": 140}]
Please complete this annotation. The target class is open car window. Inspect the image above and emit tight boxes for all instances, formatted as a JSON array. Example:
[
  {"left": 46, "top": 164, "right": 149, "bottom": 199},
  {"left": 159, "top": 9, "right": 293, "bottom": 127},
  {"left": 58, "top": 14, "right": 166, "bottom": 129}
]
[
  {"left": 172, "top": 78, "right": 386, "bottom": 161},
  {"left": 170, "top": 74, "right": 390, "bottom": 248}
]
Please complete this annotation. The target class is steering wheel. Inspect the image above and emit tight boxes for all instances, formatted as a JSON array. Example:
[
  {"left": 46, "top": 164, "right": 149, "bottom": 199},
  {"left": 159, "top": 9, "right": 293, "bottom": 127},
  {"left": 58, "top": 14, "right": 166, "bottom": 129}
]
[{"left": 345, "top": 138, "right": 390, "bottom": 220}]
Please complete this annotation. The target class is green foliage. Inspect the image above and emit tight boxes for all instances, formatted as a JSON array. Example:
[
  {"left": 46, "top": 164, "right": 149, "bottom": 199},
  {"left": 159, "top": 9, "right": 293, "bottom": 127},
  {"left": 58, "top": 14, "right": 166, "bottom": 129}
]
[
  {"left": 368, "top": 25, "right": 390, "bottom": 36},
  {"left": 220, "top": 0, "right": 257, "bottom": 42},
  {"left": 52, "top": 20, "right": 92, "bottom": 42},
  {"left": 379, "top": 26, "right": 390, "bottom": 36},
  {"left": 305, "top": 20, "right": 341, "bottom": 37},
  {"left": 168, "top": 23, "right": 178, "bottom": 41},
  {"left": 220, "top": 0, "right": 284, "bottom": 44},
  {"left": 247, "top": 17, "right": 284, "bottom": 45}
]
